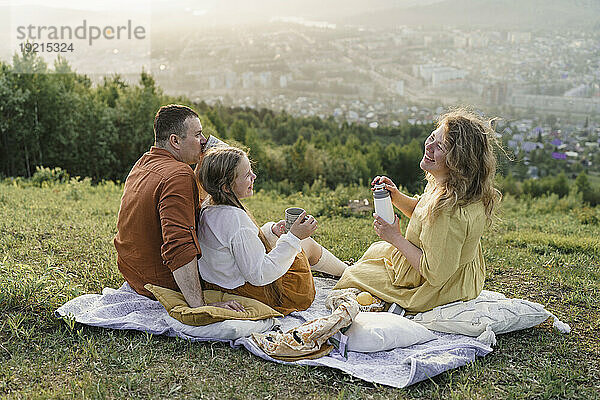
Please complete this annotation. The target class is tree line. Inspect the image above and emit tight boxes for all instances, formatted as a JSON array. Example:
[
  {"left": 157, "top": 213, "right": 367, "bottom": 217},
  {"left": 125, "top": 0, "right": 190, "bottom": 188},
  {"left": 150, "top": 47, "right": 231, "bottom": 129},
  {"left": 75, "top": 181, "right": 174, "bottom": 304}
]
[
  {"left": 1, "top": 53, "right": 598, "bottom": 204},
  {"left": 0, "top": 53, "right": 431, "bottom": 193}
]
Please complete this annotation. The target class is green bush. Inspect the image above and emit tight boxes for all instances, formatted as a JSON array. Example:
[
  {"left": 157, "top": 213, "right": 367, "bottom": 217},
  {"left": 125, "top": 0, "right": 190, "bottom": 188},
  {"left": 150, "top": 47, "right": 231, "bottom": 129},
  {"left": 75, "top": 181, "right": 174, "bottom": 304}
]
[
  {"left": 575, "top": 172, "right": 600, "bottom": 206},
  {"left": 257, "top": 179, "right": 297, "bottom": 196},
  {"left": 528, "top": 190, "right": 583, "bottom": 214},
  {"left": 2, "top": 177, "right": 27, "bottom": 187},
  {"left": 296, "top": 183, "right": 375, "bottom": 218},
  {"left": 496, "top": 173, "right": 522, "bottom": 196},
  {"left": 573, "top": 207, "right": 599, "bottom": 225},
  {"left": 503, "top": 231, "right": 600, "bottom": 256},
  {"left": 30, "top": 166, "right": 70, "bottom": 187},
  {"left": 521, "top": 174, "right": 571, "bottom": 198},
  {"left": 65, "top": 177, "right": 92, "bottom": 201}
]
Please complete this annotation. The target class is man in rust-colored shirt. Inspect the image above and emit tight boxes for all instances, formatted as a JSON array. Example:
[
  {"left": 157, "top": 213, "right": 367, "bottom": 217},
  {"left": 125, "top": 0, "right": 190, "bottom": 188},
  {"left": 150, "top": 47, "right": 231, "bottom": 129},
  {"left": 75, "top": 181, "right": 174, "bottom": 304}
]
[{"left": 114, "top": 104, "right": 242, "bottom": 310}]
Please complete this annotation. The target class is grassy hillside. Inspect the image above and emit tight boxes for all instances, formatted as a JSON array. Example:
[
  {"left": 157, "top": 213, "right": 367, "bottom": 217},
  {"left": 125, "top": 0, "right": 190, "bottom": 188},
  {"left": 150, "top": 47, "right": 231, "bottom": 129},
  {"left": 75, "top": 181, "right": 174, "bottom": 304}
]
[{"left": 1, "top": 180, "right": 599, "bottom": 398}]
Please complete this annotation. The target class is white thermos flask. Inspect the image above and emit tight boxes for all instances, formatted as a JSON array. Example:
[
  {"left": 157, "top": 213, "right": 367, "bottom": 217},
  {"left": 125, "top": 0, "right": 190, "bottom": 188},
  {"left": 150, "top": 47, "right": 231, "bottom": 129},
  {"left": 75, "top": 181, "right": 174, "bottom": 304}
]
[{"left": 373, "top": 183, "right": 395, "bottom": 224}]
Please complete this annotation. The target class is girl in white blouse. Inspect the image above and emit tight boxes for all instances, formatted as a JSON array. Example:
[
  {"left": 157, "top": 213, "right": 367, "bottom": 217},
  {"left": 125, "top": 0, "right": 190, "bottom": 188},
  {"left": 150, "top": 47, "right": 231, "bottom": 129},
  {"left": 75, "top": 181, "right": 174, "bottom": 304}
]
[{"left": 196, "top": 146, "right": 347, "bottom": 314}]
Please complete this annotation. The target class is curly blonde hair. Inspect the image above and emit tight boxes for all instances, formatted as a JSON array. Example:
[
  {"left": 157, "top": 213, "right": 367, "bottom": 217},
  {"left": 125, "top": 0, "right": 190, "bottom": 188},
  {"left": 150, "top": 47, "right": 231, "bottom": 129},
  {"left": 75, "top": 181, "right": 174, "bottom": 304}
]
[{"left": 425, "top": 108, "right": 501, "bottom": 225}]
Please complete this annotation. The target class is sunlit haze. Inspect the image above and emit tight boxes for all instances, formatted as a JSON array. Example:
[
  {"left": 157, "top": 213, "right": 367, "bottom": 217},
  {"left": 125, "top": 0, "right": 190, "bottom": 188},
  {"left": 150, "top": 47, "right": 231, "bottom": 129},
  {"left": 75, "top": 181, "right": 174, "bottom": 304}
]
[{"left": 1, "top": 0, "right": 599, "bottom": 122}]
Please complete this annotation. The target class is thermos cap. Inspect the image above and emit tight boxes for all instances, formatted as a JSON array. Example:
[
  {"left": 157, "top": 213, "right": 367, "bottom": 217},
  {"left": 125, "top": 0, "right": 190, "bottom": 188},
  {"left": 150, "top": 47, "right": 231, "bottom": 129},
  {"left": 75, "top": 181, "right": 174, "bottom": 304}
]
[{"left": 373, "top": 183, "right": 390, "bottom": 199}]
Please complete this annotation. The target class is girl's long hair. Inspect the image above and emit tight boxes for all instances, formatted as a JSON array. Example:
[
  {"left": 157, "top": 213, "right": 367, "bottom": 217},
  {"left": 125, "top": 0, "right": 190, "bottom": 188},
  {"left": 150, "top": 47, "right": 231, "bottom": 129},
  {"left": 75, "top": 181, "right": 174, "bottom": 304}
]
[
  {"left": 196, "top": 146, "right": 283, "bottom": 306},
  {"left": 425, "top": 108, "right": 501, "bottom": 225}
]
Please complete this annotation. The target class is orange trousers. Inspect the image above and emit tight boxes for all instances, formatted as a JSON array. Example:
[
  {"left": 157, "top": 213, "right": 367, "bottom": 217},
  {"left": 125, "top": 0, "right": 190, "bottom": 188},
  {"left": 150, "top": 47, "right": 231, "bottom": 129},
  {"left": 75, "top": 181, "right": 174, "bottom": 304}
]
[{"left": 203, "top": 251, "right": 316, "bottom": 315}]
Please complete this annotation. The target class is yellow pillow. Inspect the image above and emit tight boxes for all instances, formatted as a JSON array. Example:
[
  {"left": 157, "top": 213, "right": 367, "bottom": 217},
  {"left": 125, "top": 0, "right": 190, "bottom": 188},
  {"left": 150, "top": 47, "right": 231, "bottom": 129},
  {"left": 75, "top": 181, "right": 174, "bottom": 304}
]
[{"left": 144, "top": 284, "right": 283, "bottom": 326}]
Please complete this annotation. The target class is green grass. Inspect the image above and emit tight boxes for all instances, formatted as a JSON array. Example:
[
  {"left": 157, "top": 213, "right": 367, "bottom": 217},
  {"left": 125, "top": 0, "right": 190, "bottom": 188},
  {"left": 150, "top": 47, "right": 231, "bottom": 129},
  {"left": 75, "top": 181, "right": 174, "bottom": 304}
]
[{"left": 1, "top": 182, "right": 599, "bottom": 399}]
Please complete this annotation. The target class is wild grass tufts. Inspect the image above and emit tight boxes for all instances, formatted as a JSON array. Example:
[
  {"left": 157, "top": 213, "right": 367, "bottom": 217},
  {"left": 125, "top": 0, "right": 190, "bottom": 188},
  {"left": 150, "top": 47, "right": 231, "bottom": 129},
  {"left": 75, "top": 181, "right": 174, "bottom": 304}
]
[{"left": 0, "top": 182, "right": 599, "bottom": 398}]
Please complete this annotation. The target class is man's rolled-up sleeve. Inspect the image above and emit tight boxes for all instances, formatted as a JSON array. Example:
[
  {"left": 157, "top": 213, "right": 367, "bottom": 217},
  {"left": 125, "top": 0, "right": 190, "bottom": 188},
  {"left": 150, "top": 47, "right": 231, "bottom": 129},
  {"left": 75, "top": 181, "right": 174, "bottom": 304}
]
[{"left": 159, "top": 172, "right": 200, "bottom": 272}]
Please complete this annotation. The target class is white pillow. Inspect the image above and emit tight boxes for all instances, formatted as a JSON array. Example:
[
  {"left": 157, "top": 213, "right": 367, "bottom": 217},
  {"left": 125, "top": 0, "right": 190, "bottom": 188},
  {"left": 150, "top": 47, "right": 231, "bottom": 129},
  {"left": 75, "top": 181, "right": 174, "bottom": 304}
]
[
  {"left": 410, "top": 290, "right": 570, "bottom": 346},
  {"left": 345, "top": 312, "right": 437, "bottom": 353},
  {"left": 165, "top": 315, "right": 277, "bottom": 340}
]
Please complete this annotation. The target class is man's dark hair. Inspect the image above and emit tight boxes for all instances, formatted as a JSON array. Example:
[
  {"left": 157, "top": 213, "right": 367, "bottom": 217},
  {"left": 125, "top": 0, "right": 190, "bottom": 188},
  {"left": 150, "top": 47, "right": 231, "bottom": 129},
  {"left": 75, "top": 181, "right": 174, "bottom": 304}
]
[{"left": 154, "top": 104, "right": 199, "bottom": 147}]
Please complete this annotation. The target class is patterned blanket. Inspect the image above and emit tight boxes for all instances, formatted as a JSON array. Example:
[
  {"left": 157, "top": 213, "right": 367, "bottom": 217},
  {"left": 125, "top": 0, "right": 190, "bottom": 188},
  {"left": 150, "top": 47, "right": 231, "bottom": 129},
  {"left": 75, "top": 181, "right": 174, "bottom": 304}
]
[{"left": 55, "top": 277, "right": 492, "bottom": 388}]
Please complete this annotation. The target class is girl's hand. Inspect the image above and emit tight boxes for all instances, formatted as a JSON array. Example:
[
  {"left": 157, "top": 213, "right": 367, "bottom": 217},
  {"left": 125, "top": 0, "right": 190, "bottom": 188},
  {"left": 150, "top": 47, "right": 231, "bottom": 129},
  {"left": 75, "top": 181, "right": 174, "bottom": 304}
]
[
  {"left": 373, "top": 213, "right": 402, "bottom": 245},
  {"left": 271, "top": 220, "right": 286, "bottom": 237},
  {"left": 371, "top": 175, "right": 401, "bottom": 204},
  {"left": 289, "top": 211, "right": 317, "bottom": 240}
]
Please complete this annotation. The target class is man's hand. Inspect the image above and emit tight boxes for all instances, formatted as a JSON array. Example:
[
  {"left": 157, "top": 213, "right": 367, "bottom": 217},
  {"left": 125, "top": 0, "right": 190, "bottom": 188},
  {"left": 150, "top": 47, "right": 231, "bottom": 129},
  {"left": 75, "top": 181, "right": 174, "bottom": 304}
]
[{"left": 208, "top": 300, "right": 245, "bottom": 312}]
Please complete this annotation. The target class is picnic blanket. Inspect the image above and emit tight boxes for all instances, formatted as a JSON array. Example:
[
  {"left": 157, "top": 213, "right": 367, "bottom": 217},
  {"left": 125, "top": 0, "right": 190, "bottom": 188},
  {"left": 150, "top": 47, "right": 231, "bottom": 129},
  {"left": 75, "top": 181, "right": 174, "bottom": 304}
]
[{"left": 55, "top": 277, "right": 492, "bottom": 388}]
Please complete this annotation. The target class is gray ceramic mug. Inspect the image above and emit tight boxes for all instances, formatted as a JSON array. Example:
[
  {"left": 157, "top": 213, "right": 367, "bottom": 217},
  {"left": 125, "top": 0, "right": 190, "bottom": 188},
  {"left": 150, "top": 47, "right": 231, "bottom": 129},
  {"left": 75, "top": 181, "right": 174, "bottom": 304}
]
[{"left": 284, "top": 207, "right": 305, "bottom": 232}]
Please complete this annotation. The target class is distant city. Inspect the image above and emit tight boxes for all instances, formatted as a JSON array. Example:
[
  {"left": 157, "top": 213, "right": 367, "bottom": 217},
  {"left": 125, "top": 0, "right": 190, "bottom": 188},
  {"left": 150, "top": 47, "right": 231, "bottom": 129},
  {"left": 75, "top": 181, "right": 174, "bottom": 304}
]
[
  {"left": 146, "top": 21, "right": 600, "bottom": 177},
  {"left": 146, "top": 22, "right": 599, "bottom": 125},
  {"left": 2, "top": 1, "right": 599, "bottom": 177}
]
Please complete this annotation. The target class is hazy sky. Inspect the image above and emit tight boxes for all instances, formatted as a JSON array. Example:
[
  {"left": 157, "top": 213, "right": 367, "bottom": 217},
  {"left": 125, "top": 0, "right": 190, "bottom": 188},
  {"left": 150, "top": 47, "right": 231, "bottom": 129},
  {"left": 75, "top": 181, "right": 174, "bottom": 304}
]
[
  {"left": 3, "top": 0, "right": 433, "bottom": 18},
  {"left": 5, "top": 0, "right": 168, "bottom": 11}
]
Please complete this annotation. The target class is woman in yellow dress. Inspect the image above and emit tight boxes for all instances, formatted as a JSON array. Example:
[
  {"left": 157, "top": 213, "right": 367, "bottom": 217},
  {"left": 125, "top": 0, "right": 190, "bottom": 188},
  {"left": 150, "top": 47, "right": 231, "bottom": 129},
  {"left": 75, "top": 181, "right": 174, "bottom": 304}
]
[{"left": 335, "top": 109, "right": 501, "bottom": 313}]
